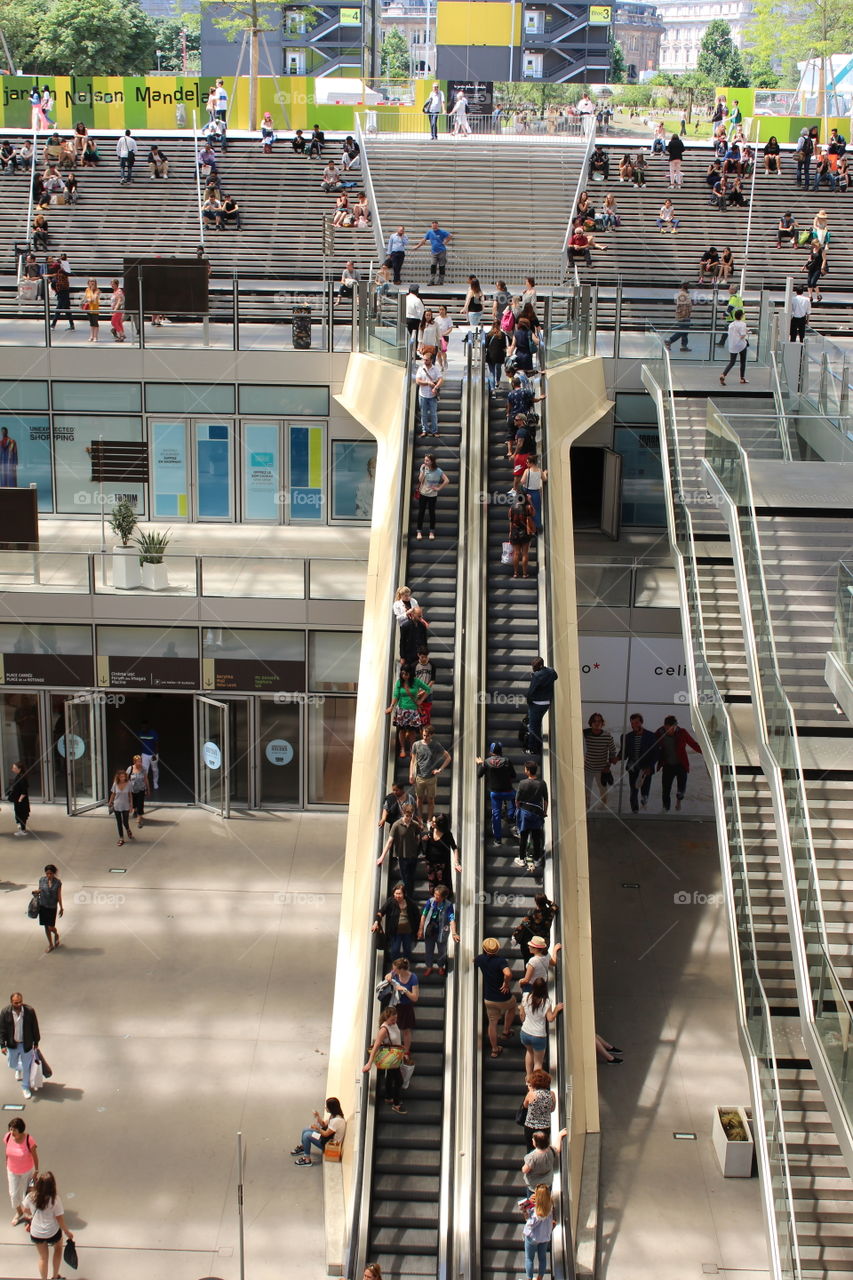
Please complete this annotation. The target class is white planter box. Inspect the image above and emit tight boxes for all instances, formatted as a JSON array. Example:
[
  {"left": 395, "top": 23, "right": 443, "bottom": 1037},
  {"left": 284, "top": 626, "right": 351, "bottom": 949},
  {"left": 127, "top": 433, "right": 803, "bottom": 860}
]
[
  {"left": 112, "top": 546, "right": 142, "bottom": 590},
  {"left": 141, "top": 561, "right": 169, "bottom": 591},
  {"left": 712, "top": 1106, "right": 754, "bottom": 1177}
]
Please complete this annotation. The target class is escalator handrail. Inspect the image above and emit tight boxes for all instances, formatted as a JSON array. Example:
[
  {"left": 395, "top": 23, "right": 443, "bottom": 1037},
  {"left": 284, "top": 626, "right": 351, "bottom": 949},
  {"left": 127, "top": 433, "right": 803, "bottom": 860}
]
[{"left": 347, "top": 346, "right": 420, "bottom": 1280}]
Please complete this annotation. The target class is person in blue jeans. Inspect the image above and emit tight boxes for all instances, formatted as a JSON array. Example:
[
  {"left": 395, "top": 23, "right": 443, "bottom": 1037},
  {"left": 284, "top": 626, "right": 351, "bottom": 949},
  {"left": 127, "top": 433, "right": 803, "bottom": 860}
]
[
  {"left": 476, "top": 741, "right": 518, "bottom": 844},
  {"left": 416, "top": 352, "right": 443, "bottom": 436},
  {"left": 521, "top": 1184, "right": 555, "bottom": 1280},
  {"left": 372, "top": 883, "right": 420, "bottom": 961},
  {"left": 377, "top": 807, "right": 421, "bottom": 898},
  {"left": 417, "top": 885, "right": 460, "bottom": 976},
  {"left": 291, "top": 1097, "right": 346, "bottom": 1166},
  {"left": 414, "top": 220, "right": 453, "bottom": 283}
]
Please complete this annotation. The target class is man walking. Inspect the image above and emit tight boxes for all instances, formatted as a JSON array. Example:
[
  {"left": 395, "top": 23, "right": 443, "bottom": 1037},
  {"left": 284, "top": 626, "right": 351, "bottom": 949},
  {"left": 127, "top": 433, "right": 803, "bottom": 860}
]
[
  {"left": 416, "top": 352, "right": 443, "bottom": 438},
  {"left": 789, "top": 286, "right": 810, "bottom": 343},
  {"left": 49, "top": 259, "right": 73, "bottom": 331},
  {"left": 424, "top": 82, "right": 445, "bottom": 140},
  {"left": 116, "top": 130, "right": 137, "bottom": 184},
  {"left": 137, "top": 720, "right": 160, "bottom": 791},
  {"left": 414, "top": 221, "right": 453, "bottom": 285},
  {"left": 409, "top": 724, "right": 451, "bottom": 823},
  {"left": 377, "top": 804, "right": 421, "bottom": 898},
  {"left": 386, "top": 226, "right": 409, "bottom": 285},
  {"left": 795, "top": 128, "right": 813, "bottom": 188},
  {"left": 0, "top": 994, "right": 40, "bottom": 1101},
  {"left": 476, "top": 741, "right": 517, "bottom": 845},
  {"left": 514, "top": 761, "right": 548, "bottom": 874},
  {"left": 474, "top": 938, "right": 516, "bottom": 1057},
  {"left": 664, "top": 283, "right": 693, "bottom": 354},
  {"left": 620, "top": 713, "right": 658, "bottom": 812},
  {"left": 525, "top": 657, "right": 558, "bottom": 755},
  {"left": 655, "top": 714, "right": 702, "bottom": 811}
]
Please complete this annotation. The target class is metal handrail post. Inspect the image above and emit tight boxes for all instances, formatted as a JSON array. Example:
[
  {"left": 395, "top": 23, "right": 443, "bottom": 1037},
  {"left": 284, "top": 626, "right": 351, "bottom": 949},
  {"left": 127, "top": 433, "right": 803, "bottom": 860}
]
[
  {"left": 20, "top": 122, "right": 39, "bottom": 287},
  {"left": 354, "top": 113, "right": 385, "bottom": 263},
  {"left": 193, "top": 110, "right": 205, "bottom": 246}
]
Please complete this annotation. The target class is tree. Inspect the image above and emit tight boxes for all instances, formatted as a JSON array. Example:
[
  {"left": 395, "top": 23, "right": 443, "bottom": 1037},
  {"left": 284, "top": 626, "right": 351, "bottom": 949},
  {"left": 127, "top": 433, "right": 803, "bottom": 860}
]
[
  {"left": 741, "top": 52, "right": 779, "bottom": 88},
  {"left": 748, "top": 0, "right": 853, "bottom": 110},
  {"left": 493, "top": 82, "right": 581, "bottom": 114},
  {"left": 696, "top": 19, "right": 748, "bottom": 87},
  {"left": 609, "top": 31, "right": 626, "bottom": 84},
  {"left": 380, "top": 26, "right": 410, "bottom": 80},
  {"left": 33, "top": 0, "right": 157, "bottom": 74},
  {"left": 153, "top": 13, "right": 202, "bottom": 73},
  {"left": 2, "top": 0, "right": 42, "bottom": 71}
]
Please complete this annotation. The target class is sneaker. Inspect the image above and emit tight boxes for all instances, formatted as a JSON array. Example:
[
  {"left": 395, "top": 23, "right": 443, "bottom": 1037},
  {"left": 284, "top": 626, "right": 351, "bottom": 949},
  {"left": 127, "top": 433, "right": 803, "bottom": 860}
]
[
  {"left": 680, "top": 346, "right": 692, "bottom": 352},
  {"left": 13, "top": 830, "right": 25, "bottom": 837},
  {"left": 289, "top": 1145, "right": 304, "bottom": 1155},
  {"left": 22, "top": 1089, "right": 31, "bottom": 1100},
  {"left": 675, "top": 796, "right": 682, "bottom": 811},
  {"left": 640, "top": 798, "right": 647, "bottom": 808},
  {"left": 293, "top": 1156, "right": 313, "bottom": 1166},
  {"left": 493, "top": 839, "right": 503, "bottom": 846},
  {"left": 15, "top": 1070, "right": 22, "bottom": 1081},
  {"left": 513, "top": 857, "right": 526, "bottom": 868}
]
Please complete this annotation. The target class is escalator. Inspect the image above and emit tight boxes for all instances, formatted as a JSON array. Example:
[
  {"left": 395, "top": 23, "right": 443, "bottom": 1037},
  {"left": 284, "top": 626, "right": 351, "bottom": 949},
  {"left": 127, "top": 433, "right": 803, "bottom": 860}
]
[
  {"left": 363, "top": 375, "right": 464, "bottom": 1279},
  {"left": 477, "top": 382, "right": 554, "bottom": 1279}
]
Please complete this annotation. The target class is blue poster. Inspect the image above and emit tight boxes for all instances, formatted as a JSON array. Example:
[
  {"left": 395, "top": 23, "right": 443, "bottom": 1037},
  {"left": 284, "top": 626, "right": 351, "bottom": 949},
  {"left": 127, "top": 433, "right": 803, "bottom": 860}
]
[
  {"left": 195, "top": 423, "right": 232, "bottom": 520},
  {"left": 243, "top": 423, "right": 279, "bottom": 521},
  {"left": 151, "top": 422, "right": 188, "bottom": 518},
  {"left": 332, "top": 440, "right": 376, "bottom": 520},
  {"left": 0, "top": 416, "right": 53, "bottom": 511},
  {"left": 289, "top": 425, "right": 323, "bottom": 522}
]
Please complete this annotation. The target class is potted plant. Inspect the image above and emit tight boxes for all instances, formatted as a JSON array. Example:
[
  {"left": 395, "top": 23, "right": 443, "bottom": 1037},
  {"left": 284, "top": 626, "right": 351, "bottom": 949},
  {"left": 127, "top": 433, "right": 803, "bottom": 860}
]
[
  {"left": 109, "top": 501, "right": 141, "bottom": 590},
  {"left": 135, "top": 528, "right": 171, "bottom": 591},
  {"left": 712, "top": 1106, "right": 755, "bottom": 1177}
]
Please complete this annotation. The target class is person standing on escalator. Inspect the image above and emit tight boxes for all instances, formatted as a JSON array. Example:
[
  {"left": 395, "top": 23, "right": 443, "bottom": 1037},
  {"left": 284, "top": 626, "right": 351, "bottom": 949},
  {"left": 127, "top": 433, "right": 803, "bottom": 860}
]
[{"left": 415, "top": 453, "right": 449, "bottom": 541}]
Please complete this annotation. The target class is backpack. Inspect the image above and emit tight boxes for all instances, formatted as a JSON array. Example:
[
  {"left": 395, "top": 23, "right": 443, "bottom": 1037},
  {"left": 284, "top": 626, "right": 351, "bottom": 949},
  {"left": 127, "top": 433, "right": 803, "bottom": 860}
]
[
  {"left": 799, "top": 136, "right": 813, "bottom": 159},
  {"left": 500, "top": 309, "right": 515, "bottom": 334},
  {"left": 675, "top": 295, "right": 691, "bottom": 321}
]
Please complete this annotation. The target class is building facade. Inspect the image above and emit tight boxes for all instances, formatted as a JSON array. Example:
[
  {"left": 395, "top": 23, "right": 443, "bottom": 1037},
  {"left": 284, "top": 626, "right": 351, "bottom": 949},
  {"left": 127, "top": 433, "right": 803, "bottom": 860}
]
[
  {"left": 613, "top": 1, "right": 664, "bottom": 82},
  {"left": 434, "top": 0, "right": 611, "bottom": 83},
  {"left": 656, "top": 0, "right": 753, "bottom": 73},
  {"left": 202, "top": 1, "right": 378, "bottom": 79},
  {"left": 379, "top": 1, "right": 435, "bottom": 77}
]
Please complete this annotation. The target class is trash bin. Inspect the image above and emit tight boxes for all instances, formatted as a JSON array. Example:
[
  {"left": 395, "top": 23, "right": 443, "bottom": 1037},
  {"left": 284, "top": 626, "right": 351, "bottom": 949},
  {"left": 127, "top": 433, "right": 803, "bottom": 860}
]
[{"left": 292, "top": 304, "right": 312, "bottom": 350}]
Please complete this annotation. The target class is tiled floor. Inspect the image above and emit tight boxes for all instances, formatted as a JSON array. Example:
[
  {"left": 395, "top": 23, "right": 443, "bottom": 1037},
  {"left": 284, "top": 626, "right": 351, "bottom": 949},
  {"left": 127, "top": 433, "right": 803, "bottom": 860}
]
[
  {"left": 0, "top": 803, "right": 346, "bottom": 1280},
  {"left": 590, "top": 816, "right": 770, "bottom": 1280}
]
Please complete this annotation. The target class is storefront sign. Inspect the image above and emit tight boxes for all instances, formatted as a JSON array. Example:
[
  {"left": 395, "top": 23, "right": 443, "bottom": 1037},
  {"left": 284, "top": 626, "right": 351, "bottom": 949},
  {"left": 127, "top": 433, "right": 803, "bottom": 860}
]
[
  {"left": 203, "top": 658, "right": 306, "bottom": 693},
  {"left": 56, "top": 733, "right": 85, "bottom": 760},
  {"left": 203, "top": 741, "right": 222, "bottom": 770},
  {"left": 97, "top": 654, "right": 198, "bottom": 690},
  {"left": 0, "top": 653, "right": 94, "bottom": 687}
]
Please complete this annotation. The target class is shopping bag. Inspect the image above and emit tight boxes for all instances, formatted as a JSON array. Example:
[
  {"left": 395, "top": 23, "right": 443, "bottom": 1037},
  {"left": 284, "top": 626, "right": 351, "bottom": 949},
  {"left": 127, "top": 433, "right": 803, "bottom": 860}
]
[
  {"left": 501, "top": 540, "right": 514, "bottom": 565},
  {"left": 29, "top": 1058, "right": 44, "bottom": 1091},
  {"left": 34, "top": 1049, "right": 52, "bottom": 1079},
  {"left": 798, "top": 230, "right": 812, "bottom": 247},
  {"left": 373, "top": 1045, "right": 405, "bottom": 1070},
  {"left": 324, "top": 1142, "right": 343, "bottom": 1162},
  {"left": 63, "top": 1238, "right": 78, "bottom": 1270},
  {"left": 400, "top": 1062, "right": 415, "bottom": 1089},
  {"left": 18, "top": 278, "right": 38, "bottom": 302}
]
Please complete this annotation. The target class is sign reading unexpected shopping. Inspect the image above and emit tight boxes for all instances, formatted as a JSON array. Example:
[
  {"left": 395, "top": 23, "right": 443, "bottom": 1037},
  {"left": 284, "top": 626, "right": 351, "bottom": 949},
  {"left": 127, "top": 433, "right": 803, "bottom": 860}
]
[{"left": 589, "top": 5, "right": 612, "bottom": 21}]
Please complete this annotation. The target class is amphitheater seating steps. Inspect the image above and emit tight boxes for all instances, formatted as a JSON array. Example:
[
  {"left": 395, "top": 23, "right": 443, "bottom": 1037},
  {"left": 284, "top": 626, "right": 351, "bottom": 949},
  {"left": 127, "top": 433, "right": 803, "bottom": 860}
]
[
  {"left": 0, "top": 134, "right": 376, "bottom": 282},
  {"left": 577, "top": 145, "right": 852, "bottom": 293}
]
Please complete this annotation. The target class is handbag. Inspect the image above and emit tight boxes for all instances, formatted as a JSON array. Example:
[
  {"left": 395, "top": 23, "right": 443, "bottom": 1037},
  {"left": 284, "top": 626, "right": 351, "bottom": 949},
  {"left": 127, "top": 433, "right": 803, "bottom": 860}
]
[
  {"left": 501, "top": 540, "right": 513, "bottom": 565},
  {"left": 324, "top": 1141, "right": 343, "bottom": 1162},
  {"left": 374, "top": 1045, "right": 406, "bottom": 1070},
  {"left": 515, "top": 1102, "right": 529, "bottom": 1127},
  {"left": 373, "top": 927, "right": 387, "bottom": 949},
  {"left": 63, "top": 1238, "right": 78, "bottom": 1270},
  {"left": 600, "top": 770, "right": 614, "bottom": 787}
]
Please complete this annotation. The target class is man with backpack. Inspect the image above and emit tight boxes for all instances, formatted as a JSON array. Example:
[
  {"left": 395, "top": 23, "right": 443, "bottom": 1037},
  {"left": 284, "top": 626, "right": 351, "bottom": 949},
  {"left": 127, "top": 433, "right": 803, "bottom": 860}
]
[
  {"left": 665, "top": 283, "right": 692, "bottom": 354},
  {"left": 476, "top": 741, "right": 518, "bottom": 845},
  {"left": 795, "top": 128, "right": 813, "bottom": 188}
]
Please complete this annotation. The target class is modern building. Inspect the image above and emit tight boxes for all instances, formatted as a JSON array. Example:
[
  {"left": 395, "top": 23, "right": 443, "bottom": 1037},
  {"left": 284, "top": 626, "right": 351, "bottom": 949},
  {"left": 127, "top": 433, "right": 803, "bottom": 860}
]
[
  {"left": 201, "top": 1, "right": 378, "bottom": 79},
  {"left": 656, "top": 0, "right": 753, "bottom": 72},
  {"left": 379, "top": 0, "right": 435, "bottom": 77},
  {"left": 613, "top": 0, "right": 664, "bottom": 81}
]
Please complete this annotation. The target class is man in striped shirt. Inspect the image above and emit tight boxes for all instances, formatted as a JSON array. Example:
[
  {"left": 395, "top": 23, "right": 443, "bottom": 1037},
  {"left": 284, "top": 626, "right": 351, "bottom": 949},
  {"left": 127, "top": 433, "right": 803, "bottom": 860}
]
[{"left": 583, "top": 713, "right": 619, "bottom": 810}]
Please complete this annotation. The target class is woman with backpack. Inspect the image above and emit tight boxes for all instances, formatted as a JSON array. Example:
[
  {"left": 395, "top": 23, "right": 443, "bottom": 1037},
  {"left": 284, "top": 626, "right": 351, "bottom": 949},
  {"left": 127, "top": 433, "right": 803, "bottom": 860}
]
[
  {"left": 506, "top": 318, "right": 540, "bottom": 375},
  {"left": 507, "top": 491, "right": 536, "bottom": 579},
  {"left": 486, "top": 322, "right": 508, "bottom": 394}
]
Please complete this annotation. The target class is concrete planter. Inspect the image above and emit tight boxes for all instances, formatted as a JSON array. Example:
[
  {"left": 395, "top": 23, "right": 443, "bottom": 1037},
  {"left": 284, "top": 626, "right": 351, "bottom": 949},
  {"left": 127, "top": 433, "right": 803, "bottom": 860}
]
[
  {"left": 712, "top": 1106, "right": 754, "bottom": 1177},
  {"left": 141, "top": 561, "right": 169, "bottom": 591},
  {"left": 112, "top": 546, "right": 142, "bottom": 590}
]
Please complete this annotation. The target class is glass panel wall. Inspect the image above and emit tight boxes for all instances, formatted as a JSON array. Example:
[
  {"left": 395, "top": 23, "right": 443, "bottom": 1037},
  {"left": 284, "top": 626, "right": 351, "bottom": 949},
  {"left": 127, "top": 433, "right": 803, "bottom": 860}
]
[
  {"left": 194, "top": 423, "right": 233, "bottom": 520},
  {"left": 0, "top": 416, "right": 53, "bottom": 510},
  {"left": 308, "top": 696, "right": 355, "bottom": 804}
]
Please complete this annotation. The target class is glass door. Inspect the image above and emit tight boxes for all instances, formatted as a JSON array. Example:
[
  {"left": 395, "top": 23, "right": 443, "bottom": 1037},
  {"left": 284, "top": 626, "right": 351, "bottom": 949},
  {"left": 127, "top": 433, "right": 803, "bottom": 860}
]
[
  {"left": 63, "top": 695, "right": 105, "bottom": 815},
  {"left": 195, "top": 695, "right": 230, "bottom": 816},
  {"left": 194, "top": 423, "right": 233, "bottom": 521}
]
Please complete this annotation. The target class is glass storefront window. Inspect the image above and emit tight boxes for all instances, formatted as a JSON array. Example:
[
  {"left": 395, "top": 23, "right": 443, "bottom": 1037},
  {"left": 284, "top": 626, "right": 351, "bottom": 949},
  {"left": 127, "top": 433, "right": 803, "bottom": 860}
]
[
  {"left": 0, "top": 623, "right": 93, "bottom": 687},
  {"left": 331, "top": 440, "right": 376, "bottom": 520},
  {"left": 52, "top": 382, "right": 142, "bottom": 412},
  {"left": 614, "top": 426, "right": 665, "bottom": 527},
  {"left": 259, "top": 699, "right": 301, "bottom": 805},
  {"left": 151, "top": 422, "right": 188, "bottom": 519},
  {"left": 145, "top": 383, "right": 235, "bottom": 415},
  {"left": 308, "top": 632, "right": 360, "bottom": 692},
  {"left": 308, "top": 697, "right": 355, "bottom": 804},
  {"left": 238, "top": 385, "right": 329, "bottom": 416},
  {"left": 0, "top": 381, "right": 48, "bottom": 411},
  {"left": 242, "top": 422, "right": 280, "bottom": 522},
  {"left": 53, "top": 415, "right": 144, "bottom": 516},
  {"left": 289, "top": 424, "right": 323, "bottom": 522},
  {"left": 0, "top": 693, "right": 43, "bottom": 799},
  {"left": 195, "top": 423, "right": 232, "bottom": 520},
  {"left": 0, "top": 415, "right": 53, "bottom": 511}
]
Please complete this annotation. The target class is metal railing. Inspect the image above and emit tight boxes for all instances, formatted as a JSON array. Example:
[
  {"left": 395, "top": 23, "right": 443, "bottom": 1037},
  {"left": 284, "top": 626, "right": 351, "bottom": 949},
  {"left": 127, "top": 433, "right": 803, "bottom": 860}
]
[
  {"left": 18, "top": 123, "right": 39, "bottom": 286},
  {"left": 644, "top": 342, "right": 803, "bottom": 1279},
  {"left": 192, "top": 110, "right": 205, "bottom": 247},
  {"left": 356, "top": 108, "right": 591, "bottom": 140},
  {"left": 0, "top": 549, "right": 366, "bottom": 601},
  {"left": 354, "top": 112, "right": 385, "bottom": 266},
  {"left": 562, "top": 115, "right": 597, "bottom": 256},
  {"left": 833, "top": 559, "right": 853, "bottom": 675},
  {"left": 703, "top": 406, "right": 853, "bottom": 1163}
]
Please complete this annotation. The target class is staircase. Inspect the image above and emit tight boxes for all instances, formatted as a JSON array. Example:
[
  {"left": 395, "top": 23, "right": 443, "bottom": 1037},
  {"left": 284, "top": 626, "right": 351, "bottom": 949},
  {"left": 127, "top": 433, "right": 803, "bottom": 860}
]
[
  {"left": 364, "top": 137, "right": 587, "bottom": 287},
  {"left": 582, "top": 146, "right": 853, "bottom": 295},
  {"left": 0, "top": 134, "right": 376, "bottom": 281}
]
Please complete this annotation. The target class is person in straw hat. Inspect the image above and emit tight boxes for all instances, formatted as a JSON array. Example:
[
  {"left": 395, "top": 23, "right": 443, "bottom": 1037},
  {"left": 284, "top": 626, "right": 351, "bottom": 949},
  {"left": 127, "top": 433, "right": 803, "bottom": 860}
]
[{"left": 475, "top": 937, "right": 517, "bottom": 1058}]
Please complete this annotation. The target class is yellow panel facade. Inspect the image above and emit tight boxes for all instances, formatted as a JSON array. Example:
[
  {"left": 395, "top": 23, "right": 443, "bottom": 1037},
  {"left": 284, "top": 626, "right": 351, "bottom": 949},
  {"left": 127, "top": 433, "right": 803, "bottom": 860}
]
[{"left": 436, "top": 0, "right": 521, "bottom": 47}]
